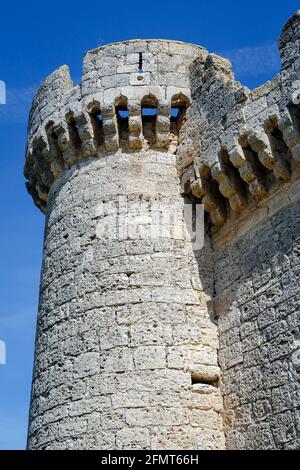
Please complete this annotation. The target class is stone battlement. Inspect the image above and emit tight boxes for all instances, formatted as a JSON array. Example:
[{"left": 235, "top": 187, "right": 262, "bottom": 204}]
[
  {"left": 25, "top": 12, "right": 300, "bottom": 220},
  {"left": 25, "top": 89, "right": 192, "bottom": 211},
  {"left": 25, "top": 40, "right": 207, "bottom": 211},
  {"left": 182, "top": 98, "right": 300, "bottom": 227},
  {"left": 176, "top": 10, "right": 300, "bottom": 229}
]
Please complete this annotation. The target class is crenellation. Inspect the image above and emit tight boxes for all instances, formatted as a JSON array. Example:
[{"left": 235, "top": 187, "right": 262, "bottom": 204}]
[{"left": 25, "top": 59, "right": 194, "bottom": 211}]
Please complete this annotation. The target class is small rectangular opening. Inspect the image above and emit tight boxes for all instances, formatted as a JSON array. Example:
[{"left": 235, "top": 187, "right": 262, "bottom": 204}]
[
  {"left": 117, "top": 109, "right": 129, "bottom": 119},
  {"left": 142, "top": 107, "right": 157, "bottom": 117},
  {"left": 89, "top": 110, "right": 104, "bottom": 146},
  {"left": 191, "top": 372, "right": 219, "bottom": 388},
  {"left": 115, "top": 105, "right": 129, "bottom": 145},
  {"left": 67, "top": 118, "right": 82, "bottom": 149},
  {"left": 171, "top": 107, "right": 180, "bottom": 118},
  {"left": 138, "top": 52, "right": 143, "bottom": 73}
]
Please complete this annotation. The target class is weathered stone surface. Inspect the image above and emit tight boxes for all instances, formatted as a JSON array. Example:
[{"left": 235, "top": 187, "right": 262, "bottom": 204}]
[
  {"left": 26, "top": 149, "right": 223, "bottom": 449},
  {"left": 25, "top": 11, "right": 300, "bottom": 451}
]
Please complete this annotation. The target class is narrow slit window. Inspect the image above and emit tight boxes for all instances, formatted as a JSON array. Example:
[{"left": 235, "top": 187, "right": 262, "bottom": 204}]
[
  {"left": 89, "top": 107, "right": 104, "bottom": 146},
  {"left": 115, "top": 97, "right": 129, "bottom": 146},
  {"left": 138, "top": 52, "right": 143, "bottom": 73},
  {"left": 66, "top": 114, "right": 82, "bottom": 149},
  {"left": 141, "top": 95, "right": 158, "bottom": 147},
  {"left": 170, "top": 94, "right": 190, "bottom": 137}
]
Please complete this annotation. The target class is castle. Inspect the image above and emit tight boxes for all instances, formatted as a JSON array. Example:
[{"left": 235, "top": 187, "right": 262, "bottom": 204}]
[{"left": 25, "top": 11, "right": 300, "bottom": 450}]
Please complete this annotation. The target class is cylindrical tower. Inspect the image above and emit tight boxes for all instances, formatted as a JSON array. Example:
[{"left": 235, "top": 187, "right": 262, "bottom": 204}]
[{"left": 25, "top": 40, "right": 225, "bottom": 450}]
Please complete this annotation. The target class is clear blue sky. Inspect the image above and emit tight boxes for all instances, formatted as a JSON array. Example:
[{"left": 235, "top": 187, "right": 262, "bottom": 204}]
[{"left": 0, "top": 0, "right": 299, "bottom": 450}]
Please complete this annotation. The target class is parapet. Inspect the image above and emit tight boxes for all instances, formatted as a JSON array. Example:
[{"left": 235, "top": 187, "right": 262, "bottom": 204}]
[
  {"left": 25, "top": 11, "right": 300, "bottom": 221},
  {"left": 180, "top": 10, "right": 300, "bottom": 230},
  {"left": 24, "top": 39, "right": 207, "bottom": 212}
]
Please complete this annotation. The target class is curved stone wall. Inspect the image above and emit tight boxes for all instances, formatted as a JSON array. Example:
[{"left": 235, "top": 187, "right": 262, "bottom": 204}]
[
  {"left": 27, "top": 150, "right": 224, "bottom": 449},
  {"left": 26, "top": 39, "right": 227, "bottom": 450}
]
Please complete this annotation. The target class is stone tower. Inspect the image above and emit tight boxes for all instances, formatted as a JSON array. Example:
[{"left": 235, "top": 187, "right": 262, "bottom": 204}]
[{"left": 25, "top": 11, "right": 300, "bottom": 450}]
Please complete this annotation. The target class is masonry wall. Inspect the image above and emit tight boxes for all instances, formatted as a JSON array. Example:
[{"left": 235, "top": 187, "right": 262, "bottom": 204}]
[
  {"left": 213, "top": 179, "right": 300, "bottom": 449},
  {"left": 25, "top": 38, "right": 228, "bottom": 451},
  {"left": 175, "top": 11, "right": 300, "bottom": 449},
  {"left": 27, "top": 150, "right": 225, "bottom": 450},
  {"left": 25, "top": 12, "right": 300, "bottom": 450}
]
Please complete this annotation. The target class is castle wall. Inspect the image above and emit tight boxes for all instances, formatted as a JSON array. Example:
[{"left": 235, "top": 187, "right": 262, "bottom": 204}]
[
  {"left": 178, "top": 11, "right": 300, "bottom": 450},
  {"left": 213, "top": 178, "right": 300, "bottom": 449},
  {"left": 27, "top": 149, "right": 225, "bottom": 450}
]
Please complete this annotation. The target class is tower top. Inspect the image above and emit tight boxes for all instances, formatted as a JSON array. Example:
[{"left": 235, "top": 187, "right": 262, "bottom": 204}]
[{"left": 24, "top": 39, "right": 208, "bottom": 211}]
